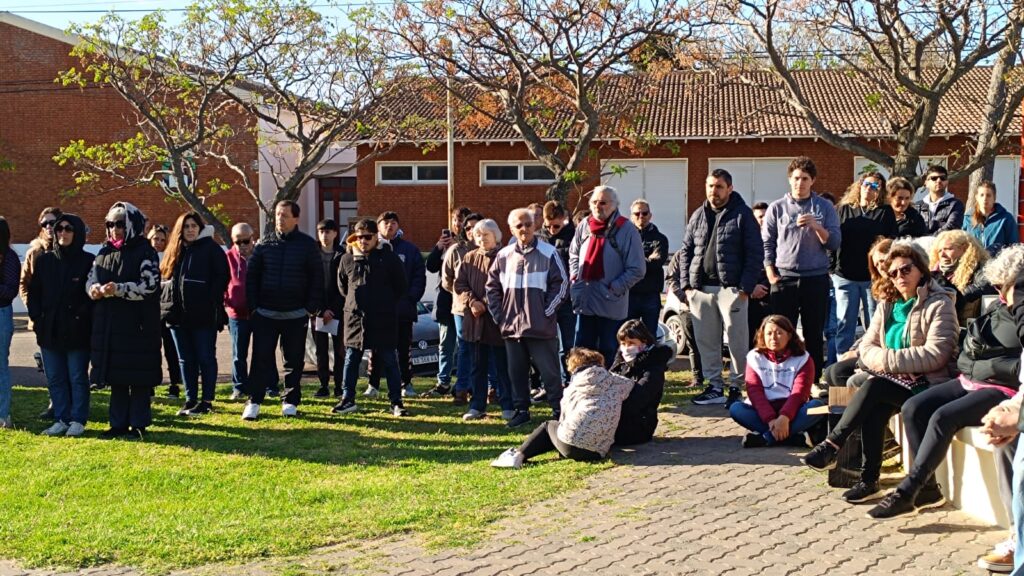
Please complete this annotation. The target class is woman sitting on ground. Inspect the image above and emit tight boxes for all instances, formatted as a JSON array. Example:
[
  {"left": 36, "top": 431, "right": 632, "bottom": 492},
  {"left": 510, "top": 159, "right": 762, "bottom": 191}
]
[
  {"left": 929, "top": 229, "right": 990, "bottom": 326},
  {"left": 730, "top": 315, "right": 825, "bottom": 448},
  {"left": 802, "top": 241, "right": 959, "bottom": 505},
  {"left": 491, "top": 347, "right": 634, "bottom": 468},
  {"left": 864, "top": 245, "right": 1024, "bottom": 520},
  {"left": 610, "top": 319, "right": 672, "bottom": 446}
]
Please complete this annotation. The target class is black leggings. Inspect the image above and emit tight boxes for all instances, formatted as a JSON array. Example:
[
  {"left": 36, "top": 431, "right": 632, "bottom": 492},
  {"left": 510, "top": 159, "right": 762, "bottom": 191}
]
[
  {"left": 519, "top": 421, "right": 603, "bottom": 462},
  {"left": 827, "top": 376, "right": 912, "bottom": 483},
  {"left": 898, "top": 379, "right": 1007, "bottom": 496}
]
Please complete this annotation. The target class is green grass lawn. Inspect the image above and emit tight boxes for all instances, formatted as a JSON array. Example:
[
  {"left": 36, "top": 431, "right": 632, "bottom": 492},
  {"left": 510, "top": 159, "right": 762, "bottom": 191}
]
[{"left": 0, "top": 371, "right": 699, "bottom": 573}]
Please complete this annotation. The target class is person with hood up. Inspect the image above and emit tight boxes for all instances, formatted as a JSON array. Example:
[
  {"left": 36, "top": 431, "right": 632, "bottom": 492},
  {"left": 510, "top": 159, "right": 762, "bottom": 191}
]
[
  {"left": 963, "top": 180, "right": 1018, "bottom": 256},
  {"left": 19, "top": 206, "right": 61, "bottom": 420},
  {"left": 28, "top": 213, "right": 94, "bottom": 437},
  {"left": 160, "top": 212, "right": 229, "bottom": 416},
  {"left": 87, "top": 202, "right": 161, "bottom": 439}
]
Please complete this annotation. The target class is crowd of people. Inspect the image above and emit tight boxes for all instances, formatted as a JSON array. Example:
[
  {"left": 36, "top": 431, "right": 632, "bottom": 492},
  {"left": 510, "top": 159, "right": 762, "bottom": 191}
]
[{"left": 2, "top": 155, "right": 1024, "bottom": 571}]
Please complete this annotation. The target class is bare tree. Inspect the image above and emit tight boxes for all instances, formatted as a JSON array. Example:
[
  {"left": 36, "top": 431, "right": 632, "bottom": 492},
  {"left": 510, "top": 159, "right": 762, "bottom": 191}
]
[{"left": 377, "top": 0, "right": 701, "bottom": 203}]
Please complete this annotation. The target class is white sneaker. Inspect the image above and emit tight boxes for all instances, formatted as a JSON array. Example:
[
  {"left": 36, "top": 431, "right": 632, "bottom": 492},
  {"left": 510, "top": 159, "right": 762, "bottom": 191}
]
[
  {"left": 65, "top": 422, "right": 86, "bottom": 437},
  {"left": 501, "top": 410, "right": 515, "bottom": 421},
  {"left": 363, "top": 385, "right": 379, "bottom": 398},
  {"left": 281, "top": 403, "right": 298, "bottom": 417},
  {"left": 462, "top": 409, "right": 485, "bottom": 421},
  {"left": 0, "top": 416, "right": 12, "bottom": 429},
  {"left": 42, "top": 421, "right": 70, "bottom": 436},
  {"left": 402, "top": 383, "right": 417, "bottom": 398},
  {"left": 490, "top": 448, "right": 524, "bottom": 469},
  {"left": 241, "top": 403, "right": 260, "bottom": 421}
]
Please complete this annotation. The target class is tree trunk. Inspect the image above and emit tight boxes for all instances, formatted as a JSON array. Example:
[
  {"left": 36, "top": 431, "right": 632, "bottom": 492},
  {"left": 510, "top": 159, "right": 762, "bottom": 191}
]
[{"left": 546, "top": 178, "right": 571, "bottom": 203}]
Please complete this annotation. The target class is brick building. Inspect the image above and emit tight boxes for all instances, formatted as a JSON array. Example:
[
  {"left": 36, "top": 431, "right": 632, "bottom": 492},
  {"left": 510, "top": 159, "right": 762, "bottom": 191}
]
[
  {"left": 0, "top": 12, "right": 262, "bottom": 244},
  {"left": 355, "top": 70, "right": 1023, "bottom": 252}
]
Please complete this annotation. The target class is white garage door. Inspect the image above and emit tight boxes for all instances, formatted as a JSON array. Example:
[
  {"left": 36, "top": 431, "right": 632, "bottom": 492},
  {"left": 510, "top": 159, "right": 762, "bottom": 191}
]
[
  {"left": 708, "top": 158, "right": 792, "bottom": 208},
  {"left": 603, "top": 159, "right": 688, "bottom": 251}
]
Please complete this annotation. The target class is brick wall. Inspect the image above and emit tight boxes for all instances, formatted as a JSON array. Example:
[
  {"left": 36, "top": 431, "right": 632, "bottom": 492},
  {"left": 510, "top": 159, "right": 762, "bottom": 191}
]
[{"left": 0, "top": 22, "right": 260, "bottom": 244}]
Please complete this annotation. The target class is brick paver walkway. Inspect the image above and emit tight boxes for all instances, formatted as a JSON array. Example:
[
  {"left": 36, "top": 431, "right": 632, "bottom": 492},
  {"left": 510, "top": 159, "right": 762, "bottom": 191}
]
[{"left": 0, "top": 404, "right": 1004, "bottom": 575}]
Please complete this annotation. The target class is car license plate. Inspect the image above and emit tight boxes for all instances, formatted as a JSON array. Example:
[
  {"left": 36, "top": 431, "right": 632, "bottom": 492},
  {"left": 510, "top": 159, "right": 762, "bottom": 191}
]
[{"left": 412, "top": 354, "right": 438, "bottom": 365}]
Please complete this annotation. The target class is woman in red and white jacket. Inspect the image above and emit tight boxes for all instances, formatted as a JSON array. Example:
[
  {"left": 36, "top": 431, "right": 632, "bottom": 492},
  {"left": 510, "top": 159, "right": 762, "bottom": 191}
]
[{"left": 729, "top": 315, "right": 826, "bottom": 448}]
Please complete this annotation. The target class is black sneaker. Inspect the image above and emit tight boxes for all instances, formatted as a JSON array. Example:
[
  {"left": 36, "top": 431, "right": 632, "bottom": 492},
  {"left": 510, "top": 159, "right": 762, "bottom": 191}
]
[
  {"left": 266, "top": 388, "right": 280, "bottom": 398},
  {"left": 391, "top": 404, "right": 408, "bottom": 417},
  {"left": 692, "top": 385, "right": 726, "bottom": 405},
  {"left": 99, "top": 427, "right": 131, "bottom": 440},
  {"left": 125, "top": 427, "right": 145, "bottom": 441},
  {"left": 166, "top": 385, "right": 181, "bottom": 399},
  {"left": 185, "top": 401, "right": 213, "bottom": 416},
  {"left": 802, "top": 441, "right": 839, "bottom": 471},
  {"left": 176, "top": 401, "right": 198, "bottom": 416},
  {"left": 741, "top": 432, "right": 767, "bottom": 448},
  {"left": 506, "top": 409, "right": 531, "bottom": 429},
  {"left": 313, "top": 386, "right": 330, "bottom": 398},
  {"left": 332, "top": 400, "right": 358, "bottom": 415},
  {"left": 914, "top": 484, "right": 946, "bottom": 510},
  {"left": 425, "top": 385, "right": 451, "bottom": 397},
  {"left": 867, "top": 491, "right": 917, "bottom": 520},
  {"left": 724, "top": 386, "right": 743, "bottom": 409},
  {"left": 842, "top": 481, "right": 885, "bottom": 504}
]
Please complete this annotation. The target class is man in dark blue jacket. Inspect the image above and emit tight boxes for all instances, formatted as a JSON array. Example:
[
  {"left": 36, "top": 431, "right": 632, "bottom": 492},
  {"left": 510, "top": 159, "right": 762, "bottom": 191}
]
[
  {"left": 627, "top": 198, "right": 670, "bottom": 332},
  {"left": 677, "top": 169, "right": 764, "bottom": 407},
  {"left": 915, "top": 164, "right": 965, "bottom": 235},
  {"left": 366, "top": 211, "right": 426, "bottom": 398},
  {"left": 243, "top": 200, "right": 323, "bottom": 421}
]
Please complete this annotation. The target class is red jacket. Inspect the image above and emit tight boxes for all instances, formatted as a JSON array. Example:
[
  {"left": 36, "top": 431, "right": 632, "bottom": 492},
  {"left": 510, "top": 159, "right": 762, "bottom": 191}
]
[{"left": 224, "top": 247, "right": 249, "bottom": 320}]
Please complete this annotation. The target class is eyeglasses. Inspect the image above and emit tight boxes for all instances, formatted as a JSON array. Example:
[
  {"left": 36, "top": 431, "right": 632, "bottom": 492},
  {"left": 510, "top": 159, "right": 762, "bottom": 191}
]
[
  {"left": 928, "top": 175, "right": 948, "bottom": 182},
  {"left": 513, "top": 222, "right": 531, "bottom": 229},
  {"left": 54, "top": 224, "right": 74, "bottom": 233},
  {"left": 105, "top": 220, "right": 126, "bottom": 230},
  {"left": 39, "top": 220, "right": 56, "bottom": 229},
  {"left": 233, "top": 238, "right": 252, "bottom": 246},
  {"left": 632, "top": 211, "right": 650, "bottom": 217},
  {"left": 545, "top": 222, "right": 563, "bottom": 230},
  {"left": 355, "top": 234, "right": 374, "bottom": 241},
  {"left": 862, "top": 181, "right": 880, "bottom": 190},
  {"left": 887, "top": 263, "right": 915, "bottom": 279}
]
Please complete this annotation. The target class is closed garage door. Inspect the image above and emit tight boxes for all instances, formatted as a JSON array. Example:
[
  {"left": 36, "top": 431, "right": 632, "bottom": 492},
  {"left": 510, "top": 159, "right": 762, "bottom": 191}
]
[
  {"left": 603, "top": 159, "right": 688, "bottom": 251},
  {"left": 708, "top": 158, "right": 792, "bottom": 208}
]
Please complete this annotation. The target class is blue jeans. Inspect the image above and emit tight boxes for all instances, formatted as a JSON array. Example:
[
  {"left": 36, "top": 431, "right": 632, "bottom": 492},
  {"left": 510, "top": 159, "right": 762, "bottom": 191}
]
[
  {"left": 342, "top": 346, "right": 403, "bottom": 406},
  {"left": 453, "top": 315, "right": 474, "bottom": 393},
  {"left": 1013, "top": 435, "right": 1024, "bottom": 572},
  {"left": 437, "top": 317, "right": 456, "bottom": 387},
  {"left": 628, "top": 291, "right": 662, "bottom": 334},
  {"left": 170, "top": 326, "right": 219, "bottom": 403},
  {"left": 0, "top": 306, "right": 11, "bottom": 420},
  {"left": 574, "top": 314, "right": 623, "bottom": 367},
  {"left": 40, "top": 347, "right": 91, "bottom": 425},
  {"left": 227, "top": 318, "right": 251, "bottom": 394},
  {"left": 465, "top": 340, "right": 512, "bottom": 412},
  {"left": 729, "top": 399, "right": 826, "bottom": 445},
  {"left": 832, "top": 275, "right": 875, "bottom": 357},
  {"left": 825, "top": 286, "right": 838, "bottom": 367}
]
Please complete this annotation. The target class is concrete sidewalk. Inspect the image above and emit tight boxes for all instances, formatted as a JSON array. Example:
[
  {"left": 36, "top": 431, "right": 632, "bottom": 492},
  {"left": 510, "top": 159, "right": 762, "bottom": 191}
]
[{"left": 0, "top": 403, "right": 1002, "bottom": 576}]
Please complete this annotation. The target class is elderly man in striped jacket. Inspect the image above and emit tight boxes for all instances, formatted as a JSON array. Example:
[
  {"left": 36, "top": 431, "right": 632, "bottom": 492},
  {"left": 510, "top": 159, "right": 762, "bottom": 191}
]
[{"left": 486, "top": 208, "right": 569, "bottom": 430}]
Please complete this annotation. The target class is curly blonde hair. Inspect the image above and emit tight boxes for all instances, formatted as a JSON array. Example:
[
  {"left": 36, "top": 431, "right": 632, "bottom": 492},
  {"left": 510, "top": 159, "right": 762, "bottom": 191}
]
[
  {"left": 839, "top": 171, "right": 888, "bottom": 207},
  {"left": 929, "top": 230, "right": 988, "bottom": 292}
]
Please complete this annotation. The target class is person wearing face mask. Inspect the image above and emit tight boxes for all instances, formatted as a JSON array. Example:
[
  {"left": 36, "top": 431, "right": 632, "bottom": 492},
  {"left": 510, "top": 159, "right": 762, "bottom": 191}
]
[
  {"left": 27, "top": 213, "right": 94, "bottom": 437},
  {"left": 20, "top": 207, "right": 61, "bottom": 420},
  {"left": 332, "top": 218, "right": 409, "bottom": 417},
  {"left": 963, "top": 180, "right": 1018, "bottom": 256},
  {"left": 610, "top": 319, "right": 672, "bottom": 446},
  {"left": 454, "top": 219, "right": 514, "bottom": 421},
  {"left": 87, "top": 202, "right": 161, "bottom": 439},
  {"left": 160, "top": 212, "right": 229, "bottom": 417},
  {"left": 729, "top": 315, "right": 825, "bottom": 448},
  {"left": 928, "top": 229, "right": 991, "bottom": 327}
]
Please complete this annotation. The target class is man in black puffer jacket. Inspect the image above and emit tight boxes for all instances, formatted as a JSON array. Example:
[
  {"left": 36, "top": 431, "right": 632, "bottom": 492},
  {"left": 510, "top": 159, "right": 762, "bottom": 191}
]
[
  {"left": 243, "top": 200, "right": 323, "bottom": 421},
  {"left": 627, "top": 199, "right": 669, "bottom": 332}
]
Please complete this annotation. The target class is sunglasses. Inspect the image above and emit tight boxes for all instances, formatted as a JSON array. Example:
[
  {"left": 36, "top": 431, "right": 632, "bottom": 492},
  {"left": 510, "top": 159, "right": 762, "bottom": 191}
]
[
  {"left": 545, "top": 222, "right": 563, "bottom": 229},
  {"left": 54, "top": 224, "right": 74, "bottom": 233},
  {"left": 632, "top": 211, "right": 650, "bottom": 217},
  {"left": 39, "top": 220, "right": 56, "bottom": 229},
  {"left": 513, "top": 223, "right": 532, "bottom": 229},
  {"left": 928, "top": 175, "right": 949, "bottom": 182},
  {"left": 887, "top": 263, "right": 915, "bottom": 279},
  {"left": 862, "top": 181, "right": 880, "bottom": 190},
  {"left": 233, "top": 238, "right": 252, "bottom": 246},
  {"left": 355, "top": 234, "right": 374, "bottom": 241},
  {"left": 105, "top": 220, "right": 126, "bottom": 230}
]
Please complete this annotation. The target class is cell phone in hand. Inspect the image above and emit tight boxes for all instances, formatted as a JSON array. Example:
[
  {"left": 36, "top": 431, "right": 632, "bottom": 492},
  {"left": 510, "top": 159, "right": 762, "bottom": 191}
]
[{"left": 442, "top": 228, "right": 452, "bottom": 238}]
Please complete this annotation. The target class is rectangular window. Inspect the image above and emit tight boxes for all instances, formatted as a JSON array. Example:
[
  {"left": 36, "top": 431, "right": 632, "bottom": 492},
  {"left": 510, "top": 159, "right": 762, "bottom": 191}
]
[
  {"left": 380, "top": 165, "right": 413, "bottom": 182},
  {"left": 417, "top": 165, "right": 448, "bottom": 182},
  {"left": 376, "top": 162, "right": 448, "bottom": 185},
  {"left": 523, "top": 165, "right": 555, "bottom": 181},
  {"left": 482, "top": 162, "right": 557, "bottom": 184},
  {"left": 485, "top": 165, "right": 519, "bottom": 181}
]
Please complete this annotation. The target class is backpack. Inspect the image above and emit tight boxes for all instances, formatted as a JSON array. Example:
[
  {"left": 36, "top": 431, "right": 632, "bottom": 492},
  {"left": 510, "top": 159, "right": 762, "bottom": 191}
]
[{"left": 578, "top": 215, "right": 629, "bottom": 262}]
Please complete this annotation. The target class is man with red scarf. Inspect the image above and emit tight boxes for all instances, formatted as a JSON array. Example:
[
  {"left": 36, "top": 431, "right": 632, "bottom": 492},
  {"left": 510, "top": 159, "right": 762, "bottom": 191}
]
[{"left": 568, "top": 186, "right": 646, "bottom": 365}]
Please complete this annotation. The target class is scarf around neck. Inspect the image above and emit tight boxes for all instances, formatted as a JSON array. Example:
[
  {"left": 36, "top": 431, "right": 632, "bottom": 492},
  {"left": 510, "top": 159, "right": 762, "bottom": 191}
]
[{"left": 581, "top": 214, "right": 624, "bottom": 281}]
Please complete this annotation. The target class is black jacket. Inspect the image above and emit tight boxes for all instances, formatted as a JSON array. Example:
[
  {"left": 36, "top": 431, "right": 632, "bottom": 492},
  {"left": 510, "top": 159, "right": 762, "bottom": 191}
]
[
  {"left": 27, "top": 214, "right": 94, "bottom": 351},
  {"left": 338, "top": 247, "right": 408, "bottom": 350},
  {"left": 916, "top": 194, "right": 966, "bottom": 235},
  {"left": 246, "top": 227, "right": 324, "bottom": 315},
  {"left": 160, "top": 228, "right": 229, "bottom": 329},
  {"left": 386, "top": 234, "right": 426, "bottom": 323},
  {"left": 679, "top": 192, "right": 763, "bottom": 294},
  {"left": 539, "top": 220, "right": 575, "bottom": 272},
  {"left": 831, "top": 204, "right": 898, "bottom": 281},
  {"left": 957, "top": 303, "right": 1022, "bottom": 388},
  {"left": 425, "top": 243, "right": 452, "bottom": 323},
  {"left": 610, "top": 344, "right": 672, "bottom": 446},
  {"left": 631, "top": 223, "right": 670, "bottom": 294},
  {"left": 896, "top": 207, "right": 928, "bottom": 238}
]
